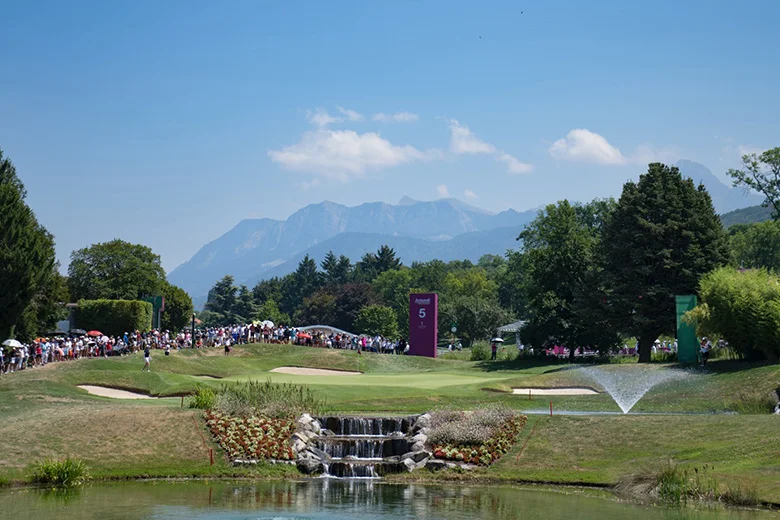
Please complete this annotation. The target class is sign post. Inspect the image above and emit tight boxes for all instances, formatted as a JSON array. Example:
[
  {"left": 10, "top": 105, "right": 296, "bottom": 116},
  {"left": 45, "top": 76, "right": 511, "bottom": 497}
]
[
  {"left": 675, "top": 294, "right": 698, "bottom": 364},
  {"left": 409, "top": 293, "right": 438, "bottom": 358}
]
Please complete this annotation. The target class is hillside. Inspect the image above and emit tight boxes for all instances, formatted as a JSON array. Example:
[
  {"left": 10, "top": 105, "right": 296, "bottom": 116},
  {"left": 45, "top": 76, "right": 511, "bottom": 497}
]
[
  {"left": 676, "top": 159, "right": 764, "bottom": 213},
  {"left": 720, "top": 204, "right": 773, "bottom": 228}
]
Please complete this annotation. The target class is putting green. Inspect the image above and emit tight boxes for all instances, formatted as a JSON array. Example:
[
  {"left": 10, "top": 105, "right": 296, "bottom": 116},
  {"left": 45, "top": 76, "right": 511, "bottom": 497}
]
[{"left": 221, "top": 370, "right": 512, "bottom": 389}]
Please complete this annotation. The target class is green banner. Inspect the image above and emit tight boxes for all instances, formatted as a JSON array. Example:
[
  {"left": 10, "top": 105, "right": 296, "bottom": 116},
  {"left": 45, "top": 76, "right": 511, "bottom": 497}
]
[{"left": 675, "top": 295, "right": 698, "bottom": 364}]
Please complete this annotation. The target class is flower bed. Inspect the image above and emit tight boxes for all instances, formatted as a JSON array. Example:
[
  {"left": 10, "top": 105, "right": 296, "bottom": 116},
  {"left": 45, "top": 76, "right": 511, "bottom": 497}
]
[
  {"left": 204, "top": 410, "right": 294, "bottom": 460},
  {"left": 431, "top": 415, "right": 527, "bottom": 466}
]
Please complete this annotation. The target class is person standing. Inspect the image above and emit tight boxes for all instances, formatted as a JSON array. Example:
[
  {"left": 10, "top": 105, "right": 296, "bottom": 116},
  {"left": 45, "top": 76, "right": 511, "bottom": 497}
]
[
  {"left": 142, "top": 346, "right": 151, "bottom": 372},
  {"left": 491, "top": 341, "right": 498, "bottom": 361}
]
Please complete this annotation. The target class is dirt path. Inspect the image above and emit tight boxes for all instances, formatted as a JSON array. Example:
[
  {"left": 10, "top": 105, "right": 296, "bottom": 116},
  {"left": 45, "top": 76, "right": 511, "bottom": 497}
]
[{"left": 270, "top": 366, "right": 362, "bottom": 376}]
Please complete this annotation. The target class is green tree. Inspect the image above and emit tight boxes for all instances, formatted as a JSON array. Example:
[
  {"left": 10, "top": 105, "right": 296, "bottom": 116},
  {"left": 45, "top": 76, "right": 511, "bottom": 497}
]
[
  {"left": 409, "top": 259, "right": 448, "bottom": 291},
  {"left": 727, "top": 147, "right": 780, "bottom": 220},
  {"left": 160, "top": 282, "right": 194, "bottom": 331},
  {"left": 205, "top": 275, "right": 238, "bottom": 324},
  {"left": 256, "top": 299, "right": 290, "bottom": 325},
  {"left": 330, "top": 283, "right": 378, "bottom": 332},
  {"left": 372, "top": 268, "right": 413, "bottom": 332},
  {"left": 68, "top": 239, "right": 166, "bottom": 301},
  {"left": 355, "top": 245, "right": 402, "bottom": 282},
  {"left": 0, "top": 148, "right": 56, "bottom": 339},
  {"left": 516, "top": 199, "right": 618, "bottom": 355},
  {"left": 233, "top": 285, "right": 257, "bottom": 322},
  {"left": 439, "top": 296, "right": 512, "bottom": 346},
  {"left": 280, "top": 255, "right": 322, "bottom": 315},
  {"left": 252, "top": 277, "right": 283, "bottom": 306},
  {"left": 729, "top": 220, "right": 780, "bottom": 272},
  {"left": 14, "top": 266, "right": 69, "bottom": 341},
  {"left": 354, "top": 304, "right": 399, "bottom": 339},
  {"left": 602, "top": 163, "right": 730, "bottom": 362},
  {"left": 294, "top": 291, "right": 337, "bottom": 326},
  {"left": 442, "top": 269, "right": 498, "bottom": 301}
]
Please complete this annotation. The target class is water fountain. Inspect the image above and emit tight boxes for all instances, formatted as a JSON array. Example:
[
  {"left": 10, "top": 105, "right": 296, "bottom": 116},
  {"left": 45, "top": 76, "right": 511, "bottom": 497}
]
[{"left": 580, "top": 365, "right": 690, "bottom": 413}]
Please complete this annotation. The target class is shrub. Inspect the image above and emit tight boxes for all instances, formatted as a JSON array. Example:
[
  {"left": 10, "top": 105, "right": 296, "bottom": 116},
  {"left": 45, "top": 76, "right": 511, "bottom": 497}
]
[
  {"left": 214, "top": 379, "right": 326, "bottom": 419},
  {"left": 470, "top": 342, "right": 490, "bottom": 361},
  {"left": 204, "top": 411, "right": 294, "bottom": 461},
  {"left": 30, "top": 458, "right": 90, "bottom": 487},
  {"left": 188, "top": 384, "right": 217, "bottom": 410},
  {"left": 617, "top": 463, "right": 724, "bottom": 505},
  {"left": 75, "top": 299, "right": 153, "bottom": 336},
  {"left": 725, "top": 391, "right": 778, "bottom": 414}
]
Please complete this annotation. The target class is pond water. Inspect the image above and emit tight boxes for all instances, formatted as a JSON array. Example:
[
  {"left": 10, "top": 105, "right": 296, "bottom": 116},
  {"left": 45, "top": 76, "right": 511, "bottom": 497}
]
[{"left": 0, "top": 480, "right": 772, "bottom": 520}]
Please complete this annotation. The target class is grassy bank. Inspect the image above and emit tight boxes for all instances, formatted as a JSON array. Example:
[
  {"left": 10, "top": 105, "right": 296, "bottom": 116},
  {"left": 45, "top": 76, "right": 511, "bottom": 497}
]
[{"left": 0, "top": 343, "right": 778, "bottom": 501}]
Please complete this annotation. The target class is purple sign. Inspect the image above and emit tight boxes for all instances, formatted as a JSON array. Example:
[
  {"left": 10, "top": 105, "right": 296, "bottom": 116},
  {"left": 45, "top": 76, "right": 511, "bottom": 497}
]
[{"left": 409, "top": 293, "right": 438, "bottom": 358}]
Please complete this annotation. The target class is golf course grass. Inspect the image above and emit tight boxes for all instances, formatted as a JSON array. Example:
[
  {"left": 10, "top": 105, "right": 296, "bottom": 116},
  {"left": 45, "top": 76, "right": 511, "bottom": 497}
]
[{"left": 1, "top": 343, "right": 778, "bottom": 502}]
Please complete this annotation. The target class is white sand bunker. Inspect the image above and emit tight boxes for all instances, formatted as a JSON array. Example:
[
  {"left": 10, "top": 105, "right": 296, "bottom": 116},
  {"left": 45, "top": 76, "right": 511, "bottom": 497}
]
[
  {"left": 78, "top": 385, "right": 154, "bottom": 399},
  {"left": 270, "top": 367, "right": 362, "bottom": 376},
  {"left": 513, "top": 387, "right": 599, "bottom": 396}
]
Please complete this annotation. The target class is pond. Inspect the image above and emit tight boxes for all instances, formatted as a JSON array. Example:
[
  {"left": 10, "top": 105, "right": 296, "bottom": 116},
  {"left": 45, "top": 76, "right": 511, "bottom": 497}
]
[{"left": 0, "top": 480, "right": 772, "bottom": 520}]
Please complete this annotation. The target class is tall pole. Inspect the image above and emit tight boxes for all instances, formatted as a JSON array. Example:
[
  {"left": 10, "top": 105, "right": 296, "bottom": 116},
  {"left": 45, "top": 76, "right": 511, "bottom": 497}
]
[{"left": 191, "top": 313, "right": 196, "bottom": 348}]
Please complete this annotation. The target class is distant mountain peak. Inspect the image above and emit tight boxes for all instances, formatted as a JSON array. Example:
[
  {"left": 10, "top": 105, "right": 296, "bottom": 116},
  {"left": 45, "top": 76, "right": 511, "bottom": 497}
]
[
  {"left": 398, "top": 196, "right": 419, "bottom": 206},
  {"left": 675, "top": 159, "right": 763, "bottom": 214}
]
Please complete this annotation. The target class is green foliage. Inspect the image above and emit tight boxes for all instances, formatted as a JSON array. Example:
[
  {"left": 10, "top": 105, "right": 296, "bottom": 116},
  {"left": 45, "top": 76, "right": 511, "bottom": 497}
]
[
  {"left": 354, "top": 304, "right": 398, "bottom": 338},
  {"left": 729, "top": 220, "right": 780, "bottom": 272},
  {"left": 720, "top": 204, "right": 773, "bottom": 228},
  {"left": 686, "top": 267, "right": 780, "bottom": 361},
  {"left": 67, "top": 239, "right": 165, "bottom": 301},
  {"left": 233, "top": 285, "right": 257, "bottom": 323},
  {"left": 294, "top": 291, "right": 337, "bottom": 326},
  {"left": 602, "top": 163, "right": 729, "bottom": 361},
  {"left": 0, "top": 148, "right": 56, "bottom": 340},
  {"left": 188, "top": 384, "right": 217, "bottom": 410},
  {"left": 205, "top": 275, "right": 239, "bottom": 324},
  {"left": 14, "top": 265, "right": 69, "bottom": 341},
  {"left": 214, "top": 379, "right": 326, "bottom": 419},
  {"left": 727, "top": 146, "right": 780, "bottom": 220},
  {"left": 517, "top": 199, "right": 619, "bottom": 354},
  {"left": 656, "top": 463, "right": 719, "bottom": 504},
  {"left": 29, "top": 458, "right": 90, "bottom": 487},
  {"left": 439, "top": 296, "right": 512, "bottom": 346},
  {"left": 280, "top": 255, "right": 323, "bottom": 314},
  {"left": 256, "top": 299, "right": 290, "bottom": 325},
  {"left": 321, "top": 251, "right": 353, "bottom": 285},
  {"left": 355, "top": 245, "right": 402, "bottom": 282},
  {"left": 470, "top": 342, "right": 490, "bottom": 361},
  {"left": 160, "top": 282, "right": 193, "bottom": 331},
  {"left": 76, "top": 299, "right": 153, "bottom": 336}
]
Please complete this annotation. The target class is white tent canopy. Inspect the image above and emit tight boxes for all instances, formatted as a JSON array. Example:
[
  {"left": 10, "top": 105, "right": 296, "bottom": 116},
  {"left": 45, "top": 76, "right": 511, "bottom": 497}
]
[
  {"left": 496, "top": 320, "right": 526, "bottom": 334},
  {"left": 296, "top": 325, "right": 357, "bottom": 337}
]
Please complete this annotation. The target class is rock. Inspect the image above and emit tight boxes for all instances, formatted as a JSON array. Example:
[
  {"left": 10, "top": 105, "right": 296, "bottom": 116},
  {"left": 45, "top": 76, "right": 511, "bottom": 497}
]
[
  {"left": 425, "top": 459, "right": 447, "bottom": 471},
  {"left": 296, "top": 458, "right": 323, "bottom": 475},
  {"left": 299, "top": 413, "right": 313, "bottom": 424},
  {"left": 413, "top": 413, "right": 431, "bottom": 431},
  {"left": 419, "top": 427, "right": 431, "bottom": 436},
  {"left": 320, "top": 429, "right": 335, "bottom": 436},
  {"left": 412, "top": 433, "right": 427, "bottom": 444},
  {"left": 291, "top": 432, "right": 308, "bottom": 443},
  {"left": 403, "top": 458, "right": 417, "bottom": 472},
  {"left": 384, "top": 455, "right": 401, "bottom": 463},
  {"left": 414, "top": 458, "right": 429, "bottom": 471},
  {"left": 411, "top": 442, "right": 425, "bottom": 452},
  {"left": 401, "top": 450, "right": 429, "bottom": 463},
  {"left": 310, "top": 420, "right": 322, "bottom": 434},
  {"left": 292, "top": 439, "right": 307, "bottom": 454},
  {"left": 307, "top": 446, "right": 331, "bottom": 461}
]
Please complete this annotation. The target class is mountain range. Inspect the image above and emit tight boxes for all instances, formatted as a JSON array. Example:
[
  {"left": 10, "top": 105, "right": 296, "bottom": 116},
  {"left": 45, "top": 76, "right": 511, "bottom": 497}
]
[{"left": 169, "top": 160, "right": 765, "bottom": 307}]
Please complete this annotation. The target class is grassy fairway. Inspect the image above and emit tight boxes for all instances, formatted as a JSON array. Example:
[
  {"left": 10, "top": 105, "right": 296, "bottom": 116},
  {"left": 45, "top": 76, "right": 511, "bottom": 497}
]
[{"left": 0, "top": 343, "right": 778, "bottom": 501}]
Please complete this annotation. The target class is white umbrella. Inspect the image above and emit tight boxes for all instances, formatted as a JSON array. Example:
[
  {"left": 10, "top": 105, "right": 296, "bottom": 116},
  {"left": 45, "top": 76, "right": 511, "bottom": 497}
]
[
  {"left": 2, "top": 339, "right": 23, "bottom": 348},
  {"left": 491, "top": 338, "right": 505, "bottom": 343},
  {"left": 261, "top": 320, "right": 274, "bottom": 328}
]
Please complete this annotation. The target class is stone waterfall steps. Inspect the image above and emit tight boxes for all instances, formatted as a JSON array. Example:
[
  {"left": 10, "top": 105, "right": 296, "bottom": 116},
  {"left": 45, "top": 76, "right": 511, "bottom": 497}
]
[{"left": 296, "top": 415, "right": 429, "bottom": 478}]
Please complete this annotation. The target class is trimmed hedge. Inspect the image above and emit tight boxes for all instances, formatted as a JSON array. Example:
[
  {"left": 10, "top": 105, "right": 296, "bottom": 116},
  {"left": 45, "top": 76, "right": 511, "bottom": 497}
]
[{"left": 76, "top": 299, "right": 153, "bottom": 336}]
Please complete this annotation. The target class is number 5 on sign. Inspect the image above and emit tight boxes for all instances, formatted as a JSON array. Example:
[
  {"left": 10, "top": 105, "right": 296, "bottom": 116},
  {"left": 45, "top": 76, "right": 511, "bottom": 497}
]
[{"left": 419, "top": 308, "right": 426, "bottom": 319}]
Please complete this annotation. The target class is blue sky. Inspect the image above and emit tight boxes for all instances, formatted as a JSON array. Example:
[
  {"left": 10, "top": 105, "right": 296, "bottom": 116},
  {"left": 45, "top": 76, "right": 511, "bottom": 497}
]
[{"left": 2, "top": 0, "right": 779, "bottom": 272}]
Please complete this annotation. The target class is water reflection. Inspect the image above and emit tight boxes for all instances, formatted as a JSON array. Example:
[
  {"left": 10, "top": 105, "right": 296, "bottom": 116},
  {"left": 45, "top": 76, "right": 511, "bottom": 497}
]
[{"left": 0, "top": 480, "right": 771, "bottom": 520}]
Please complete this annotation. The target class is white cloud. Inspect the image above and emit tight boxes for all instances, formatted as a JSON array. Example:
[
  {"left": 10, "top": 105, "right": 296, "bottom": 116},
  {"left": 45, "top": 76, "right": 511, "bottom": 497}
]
[
  {"left": 737, "top": 145, "right": 763, "bottom": 157},
  {"left": 373, "top": 112, "right": 419, "bottom": 123},
  {"left": 496, "top": 152, "right": 534, "bottom": 174},
  {"left": 336, "top": 106, "right": 364, "bottom": 122},
  {"left": 448, "top": 119, "right": 496, "bottom": 154},
  {"left": 448, "top": 119, "right": 533, "bottom": 174},
  {"left": 268, "top": 129, "right": 435, "bottom": 182},
  {"left": 549, "top": 129, "right": 627, "bottom": 165},
  {"left": 464, "top": 189, "right": 478, "bottom": 200},
  {"left": 306, "top": 109, "right": 341, "bottom": 127},
  {"left": 436, "top": 184, "right": 450, "bottom": 198}
]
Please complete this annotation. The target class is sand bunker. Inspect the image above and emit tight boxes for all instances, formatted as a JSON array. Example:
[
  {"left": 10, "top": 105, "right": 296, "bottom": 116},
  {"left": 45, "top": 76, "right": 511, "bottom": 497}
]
[
  {"left": 78, "top": 385, "right": 154, "bottom": 399},
  {"left": 513, "top": 387, "right": 599, "bottom": 396},
  {"left": 270, "top": 367, "right": 362, "bottom": 376}
]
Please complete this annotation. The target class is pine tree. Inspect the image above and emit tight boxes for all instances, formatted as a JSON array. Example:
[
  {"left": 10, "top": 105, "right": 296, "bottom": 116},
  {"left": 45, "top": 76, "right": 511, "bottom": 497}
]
[
  {"left": 602, "top": 163, "right": 729, "bottom": 362},
  {"left": 0, "top": 148, "right": 56, "bottom": 339}
]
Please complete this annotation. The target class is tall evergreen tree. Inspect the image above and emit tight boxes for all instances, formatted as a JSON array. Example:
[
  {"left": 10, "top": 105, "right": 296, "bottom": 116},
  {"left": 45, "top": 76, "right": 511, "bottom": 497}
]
[
  {"left": 205, "top": 275, "right": 238, "bottom": 323},
  {"left": 0, "top": 149, "right": 56, "bottom": 339},
  {"left": 280, "top": 255, "right": 322, "bottom": 314},
  {"left": 602, "top": 163, "right": 729, "bottom": 362}
]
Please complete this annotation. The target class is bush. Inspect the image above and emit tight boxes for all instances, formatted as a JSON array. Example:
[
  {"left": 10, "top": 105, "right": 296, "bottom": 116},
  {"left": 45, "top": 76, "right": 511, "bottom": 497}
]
[
  {"left": 470, "top": 342, "right": 490, "bottom": 361},
  {"left": 685, "top": 267, "right": 780, "bottom": 361},
  {"left": 29, "top": 458, "right": 90, "bottom": 487},
  {"left": 214, "top": 379, "right": 326, "bottom": 419},
  {"left": 188, "top": 384, "right": 217, "bottom": 410},
  {"left": 429, "top": 406, "right": 516, "bottom": 445},
  {"left": 725, "top": 391, "right": 778, "bottom": 414},
  {"left": 76, "top": 299, "right": 153, "bottom": 336},
  {"left": 354, "top": 305, "right": 398, "bottom": 339}
]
